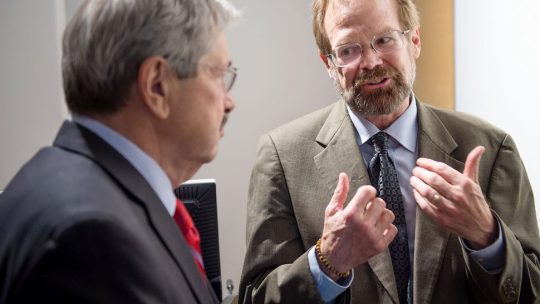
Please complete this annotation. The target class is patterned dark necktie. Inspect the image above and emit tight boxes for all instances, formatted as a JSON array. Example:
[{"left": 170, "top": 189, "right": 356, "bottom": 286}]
[
  {"left": 369, "top": 132, "right": 410, "bottom": 304},
  {"left": 173, "top": 198, "right": 206, "bottom": 279}
]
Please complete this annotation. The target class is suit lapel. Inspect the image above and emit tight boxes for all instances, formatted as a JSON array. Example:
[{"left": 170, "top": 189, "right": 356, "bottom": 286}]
[
  {"left": 54, "top": 121, "right": 216, "bottom": 304},
  {"left": 413, "top": 103, "right": 464, "bottom": 304},
  {"left": 314, "top": 101, "right": 370, "bottom": 196},
  {"left": 313, "top": 102, "right": 398, "bottom": 302}
]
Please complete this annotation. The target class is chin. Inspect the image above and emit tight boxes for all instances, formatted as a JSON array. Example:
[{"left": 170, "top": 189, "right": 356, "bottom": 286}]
[{"left": 201, "top": 146, "right": 219, "bottom": 164}]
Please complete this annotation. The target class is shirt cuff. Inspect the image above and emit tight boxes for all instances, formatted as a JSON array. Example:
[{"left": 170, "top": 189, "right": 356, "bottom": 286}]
[
  {"left": 461, "top": 217, "right": 505, "bottom": 274},
  {"left": 308, "top": 246, "right": 353, "bottom": 303}
]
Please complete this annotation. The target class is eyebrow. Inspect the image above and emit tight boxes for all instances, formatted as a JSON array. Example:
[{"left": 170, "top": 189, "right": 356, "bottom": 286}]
[{"left": 334, "top": 27, "right": 402, "bottom": 47}]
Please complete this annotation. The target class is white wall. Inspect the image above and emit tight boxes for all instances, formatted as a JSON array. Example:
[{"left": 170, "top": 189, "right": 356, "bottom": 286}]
[
  {"left": 0, "top": 0, "right": 67, "bottom": 189},
  {"left": 455, "top": 1, "right": 540, "bottom": 224}
]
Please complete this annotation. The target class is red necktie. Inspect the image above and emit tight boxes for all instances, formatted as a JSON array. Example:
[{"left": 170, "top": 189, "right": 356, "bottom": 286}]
[{"left": 173, "top": 199, "right": 206, "bottom": 278}]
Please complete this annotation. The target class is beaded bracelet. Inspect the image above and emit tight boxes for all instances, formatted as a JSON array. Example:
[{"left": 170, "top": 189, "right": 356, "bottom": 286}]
[{"left": 315, "top": 238, "right": 351, "bottom": 278}]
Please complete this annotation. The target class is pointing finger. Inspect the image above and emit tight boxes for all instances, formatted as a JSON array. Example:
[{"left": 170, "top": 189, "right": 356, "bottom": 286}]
[{"left": 329, "top": 172, "right": 349, "bottom": 210}]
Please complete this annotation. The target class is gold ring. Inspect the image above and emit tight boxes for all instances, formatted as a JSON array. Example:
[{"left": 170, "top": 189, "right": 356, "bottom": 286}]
[{"left": 433, "top": 194, "right": 441, "bottom": 204}]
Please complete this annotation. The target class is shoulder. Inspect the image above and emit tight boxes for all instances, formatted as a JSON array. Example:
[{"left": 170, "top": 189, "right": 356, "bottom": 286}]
[
  {"left": 0, "top": 145, "right": 132, "bottom": 246},
  {"left": 5, "top": 144, "right": 126, "bottom": 206},
  {"left": 263, "top": 101, "right": 342, "bottom": 146},
  {"left": 416, "top": 102, "right": 523, "bottom": 179},
  {"left": 418, "top": 102, "right": 509, "bottom": 143}
]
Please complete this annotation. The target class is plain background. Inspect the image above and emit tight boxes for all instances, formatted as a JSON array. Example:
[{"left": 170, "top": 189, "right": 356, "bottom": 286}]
[{"left": 1, "top": 0, "right": 539, "bottom": 298}]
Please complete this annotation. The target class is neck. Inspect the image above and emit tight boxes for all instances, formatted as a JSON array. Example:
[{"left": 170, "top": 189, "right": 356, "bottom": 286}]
[{"left": 90, "top": 105, "right": 197, "bottom": 189}]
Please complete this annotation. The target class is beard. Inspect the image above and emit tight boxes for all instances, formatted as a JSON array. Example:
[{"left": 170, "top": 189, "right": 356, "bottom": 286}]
[{"left": 336, "top": 65, "right": 412, "bottom": 117}]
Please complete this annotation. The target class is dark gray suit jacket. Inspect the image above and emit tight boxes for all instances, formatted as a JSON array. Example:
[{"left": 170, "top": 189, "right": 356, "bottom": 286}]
[
  {"left": 0, "top": 121, "right": 218, "bottom": 303},
  {"left": 240, "top": 100, "right": 540, "bottom": 304}
]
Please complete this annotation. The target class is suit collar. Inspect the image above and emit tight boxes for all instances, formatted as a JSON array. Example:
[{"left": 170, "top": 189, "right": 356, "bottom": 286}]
[
  {"left": 53, "top": 120, "right": 217, "bottom": 303},
  {"left": 72, "top": 116, "right": 176, "bottom": 215},
  {"left": 314, "top": 100, "right": 372, "bottom": 197},
  {"left": 416, "top": 101, "right": 458, "bottom": 156}
]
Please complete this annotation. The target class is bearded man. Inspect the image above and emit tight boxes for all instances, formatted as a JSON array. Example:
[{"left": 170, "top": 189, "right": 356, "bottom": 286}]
[{"left": 239, "top": 0, "right": 540, "bottom": 303}]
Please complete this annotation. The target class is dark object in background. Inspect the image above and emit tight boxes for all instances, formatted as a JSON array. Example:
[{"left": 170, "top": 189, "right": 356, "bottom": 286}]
[{"left": 175, "top": 179, "right": 222, "bottom": 300}]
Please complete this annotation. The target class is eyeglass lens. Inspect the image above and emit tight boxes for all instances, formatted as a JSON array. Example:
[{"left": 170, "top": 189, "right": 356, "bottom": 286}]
[{"left": 331, "top": 30, "right": 408, "bottom": 67}]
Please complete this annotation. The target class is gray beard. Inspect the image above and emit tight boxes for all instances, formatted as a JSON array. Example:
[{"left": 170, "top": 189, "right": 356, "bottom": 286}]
[{"left": 336, "top": 65, "right": 412, "bottom": 117}]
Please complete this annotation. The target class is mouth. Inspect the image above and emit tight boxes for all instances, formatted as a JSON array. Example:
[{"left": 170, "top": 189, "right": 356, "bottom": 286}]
[{"left": 361, "top": 77, "right": 391, "bottom": 90}]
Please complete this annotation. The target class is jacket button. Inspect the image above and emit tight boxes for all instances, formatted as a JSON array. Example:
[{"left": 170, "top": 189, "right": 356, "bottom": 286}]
[{"left": 503, "top": 278, "right": 516, "bottom": 300}]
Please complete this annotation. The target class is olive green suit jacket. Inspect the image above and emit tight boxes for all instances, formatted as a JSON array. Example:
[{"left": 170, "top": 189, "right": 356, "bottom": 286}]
[{"left": 240, "top": 100, "right": 540, "bottom": 304}]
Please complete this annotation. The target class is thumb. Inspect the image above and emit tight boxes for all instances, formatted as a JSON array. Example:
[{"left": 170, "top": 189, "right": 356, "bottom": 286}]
[
  {"left": 463, "top": 146, "right": 485, "bottom": 182},
  {"left": 329, "top": 172, "right": 349, "bottom": 210}
]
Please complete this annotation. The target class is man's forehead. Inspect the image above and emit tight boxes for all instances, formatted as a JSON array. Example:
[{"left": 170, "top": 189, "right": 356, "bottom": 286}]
[
  {"left": 202, "top": 32, "right": 231, "bottom": 65},
  {"left": 204, "top": 51, "right": 230, "bottom": 66},
  {"left": 327, "top": 0, "right": 356, "bottom": 27},
  {"left": 325, "top": 0, "right": 399, "bottom": 36}
]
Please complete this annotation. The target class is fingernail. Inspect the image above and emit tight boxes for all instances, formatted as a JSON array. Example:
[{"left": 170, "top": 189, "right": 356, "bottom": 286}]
[{"left": 365, "top": 201, "right": 372, "bottom": 211}]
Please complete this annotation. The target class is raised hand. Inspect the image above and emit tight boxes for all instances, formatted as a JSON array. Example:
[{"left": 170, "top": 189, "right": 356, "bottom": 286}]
[
  {"left": 409, "top": 146, "right": 497, "bottom": 249},
  {"left": 319, "top": 172, "right": 397, "bottom": 281}
]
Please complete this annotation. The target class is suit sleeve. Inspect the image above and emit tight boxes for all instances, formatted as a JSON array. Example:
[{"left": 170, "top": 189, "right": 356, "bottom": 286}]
[
  {"left": 239, "top": 134, "right": 349, "bottom": 304},
  {"left": 464, "top": 134, "right": 540, "bottom": 303}
]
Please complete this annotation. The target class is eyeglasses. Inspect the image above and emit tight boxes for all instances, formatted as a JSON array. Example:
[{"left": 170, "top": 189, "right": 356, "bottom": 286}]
[
  {"left": 326, "top": 29, "right": 410, "bottom": 67},
  {"left": 202, "top": 63, "right": 237, "bottom": 92}
]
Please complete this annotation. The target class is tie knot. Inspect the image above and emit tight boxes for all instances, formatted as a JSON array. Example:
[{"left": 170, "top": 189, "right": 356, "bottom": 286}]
[{"left": 371, "top": 132, "right": 389, "bottom": 153}]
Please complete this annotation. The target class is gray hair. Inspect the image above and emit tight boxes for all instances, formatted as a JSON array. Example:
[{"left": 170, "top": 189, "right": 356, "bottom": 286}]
[{"left": 62, "top": 0, "right": 238, "bottom": 115}]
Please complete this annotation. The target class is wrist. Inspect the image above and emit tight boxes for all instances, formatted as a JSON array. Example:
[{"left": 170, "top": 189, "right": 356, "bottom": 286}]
[
  {"left": 315, "top": 239, "right": 351, "bottom": 281},
  {"left": 468, "top": 217, "right": 498, "bottom": 249}
]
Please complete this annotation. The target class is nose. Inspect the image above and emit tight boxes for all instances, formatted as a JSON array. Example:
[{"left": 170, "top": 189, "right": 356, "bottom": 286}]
[
  {"left": 224, "top": 92, "right": 235, "bottom": 113},
  {"left": 358, "top": 47, "right": 383, "bottom": 71}
]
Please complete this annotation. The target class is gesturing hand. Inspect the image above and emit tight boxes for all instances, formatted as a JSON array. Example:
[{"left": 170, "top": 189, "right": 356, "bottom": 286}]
[
  {"left": 409, "top": 146, "right": 497, "bottom": 249},
  {"left": 319, "top": 172, "right": 397, "bottom": 281}
]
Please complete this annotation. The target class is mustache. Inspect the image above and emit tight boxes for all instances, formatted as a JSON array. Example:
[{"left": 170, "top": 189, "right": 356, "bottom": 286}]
[
  {"left": 352, "top": 66, "right": 398, "bottom": 88},
  {"left": 220, "top": 114, "right": 229, "bottom": 130}
]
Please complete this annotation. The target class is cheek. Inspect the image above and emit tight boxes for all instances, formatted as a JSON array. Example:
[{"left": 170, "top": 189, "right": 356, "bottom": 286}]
[
  {"left": 200, "top": 84, "right": 224, "bottom": 109},
  {"left": 400, "top": 55, "right": 416, "bottom": 84},
  {"left": 396, "top": 50, "right": 415, "bottom": 74},
  {"left": 207, "top": 91, "right": 226, "bottom": 123},
  {"left": 338, "top": 66, "right": 357, "bottom": 89}
]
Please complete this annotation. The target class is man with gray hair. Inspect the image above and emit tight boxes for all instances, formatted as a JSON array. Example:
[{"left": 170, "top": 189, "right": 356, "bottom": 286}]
[{"left": 0, "top": 0, "right": 237, "bottom": 303}]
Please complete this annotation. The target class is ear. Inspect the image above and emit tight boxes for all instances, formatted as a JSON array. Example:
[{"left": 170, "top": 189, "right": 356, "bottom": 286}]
[
  {"left": 137, "top": 56, "right": 172, "bottom": 120},
  {"left": 410, "top": 28, "right": 421, "bottom": 59},
  {"left": 319, "top": 51, "right": 330, "bottom": 68},
  {"left": 319, "top": 51, "right": 336, "bottom": 78}
]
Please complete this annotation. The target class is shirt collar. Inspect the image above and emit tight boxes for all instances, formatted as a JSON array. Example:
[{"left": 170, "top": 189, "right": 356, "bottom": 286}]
[
  {"left": 347, "top": 95, "right": 418, "bottom": 152},
  {"left": 72, "top": 116, "right": 177, "bottom": 215}
]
